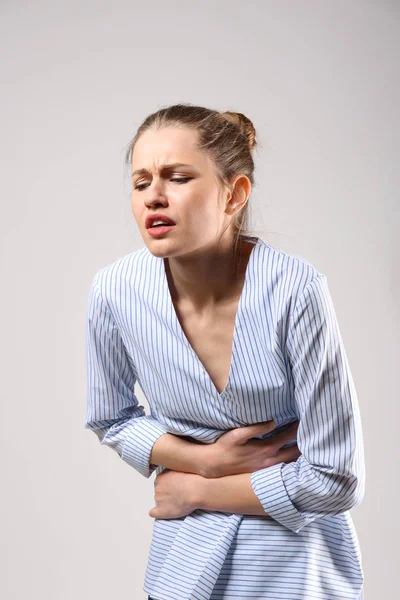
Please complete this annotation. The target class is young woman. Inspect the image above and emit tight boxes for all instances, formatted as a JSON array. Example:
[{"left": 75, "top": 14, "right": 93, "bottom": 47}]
[{"left": 85, "top": 104, "right": 365, "bottom": 600}]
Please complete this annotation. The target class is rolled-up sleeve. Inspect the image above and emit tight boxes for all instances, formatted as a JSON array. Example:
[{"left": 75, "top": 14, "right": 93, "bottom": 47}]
[
  {"left": 84, "top": 274, "right": 169, "bottom": 478},
  {"left": 250, "top": 273, "right": 365, "bottom": 534}
]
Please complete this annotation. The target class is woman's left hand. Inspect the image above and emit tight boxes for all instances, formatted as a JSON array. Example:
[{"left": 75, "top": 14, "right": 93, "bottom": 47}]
[{"left": 148, "top": 469, "right": 203, "bottom": 519}]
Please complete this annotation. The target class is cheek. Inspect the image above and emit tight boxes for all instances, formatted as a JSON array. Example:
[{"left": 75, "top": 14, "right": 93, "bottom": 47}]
[
  {"left": 180, "top": 187, "right": 220, "bottom": 221},
  {"left": 193, "top": 200, "right": 222, "bottom": 226}
]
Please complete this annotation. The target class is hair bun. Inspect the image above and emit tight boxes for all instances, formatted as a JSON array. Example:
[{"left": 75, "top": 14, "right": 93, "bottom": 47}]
[{"left": 222, "top": 111, "right": 256, "bottom": 150}]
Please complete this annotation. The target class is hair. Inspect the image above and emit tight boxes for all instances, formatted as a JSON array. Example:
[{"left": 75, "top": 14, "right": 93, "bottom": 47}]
[{"left": 124, "top": 103, "right": 259, "bottom": 268}]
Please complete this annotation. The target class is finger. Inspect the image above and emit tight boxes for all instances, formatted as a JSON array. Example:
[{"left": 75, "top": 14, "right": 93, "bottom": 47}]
[
  {"left": 234, "top": 420, "right": 276, "bottom": 444},
  {"left": 149, "top": 506, "right": 162, "bottom": 518},
  {"left": 275, "top": 444, "right": 302, "bottom": 464},
  {"left": 273, "top": 421, "right": 299, "bottom": 447}
]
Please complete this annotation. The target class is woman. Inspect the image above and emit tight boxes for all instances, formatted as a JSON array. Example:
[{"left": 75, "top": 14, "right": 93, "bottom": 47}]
[{"left": 85, "top": 104, "right": 365, "bottom": 600}]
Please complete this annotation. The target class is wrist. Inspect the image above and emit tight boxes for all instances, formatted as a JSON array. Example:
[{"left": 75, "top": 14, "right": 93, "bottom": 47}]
[
  {"left": 192, "top": 472, "right": 273, "bottom": 516},
  {"left": 150, "top": 434, "right": 217, "bottom": 477},
  {"left": 197, "top": 442, "right": 219, "bottom": 478},
  {"left": 193, "top": 473, "right": 212, "bottom": 510},
  {"left": 179, "top": 438, "right": 212, "bottom": 477}
]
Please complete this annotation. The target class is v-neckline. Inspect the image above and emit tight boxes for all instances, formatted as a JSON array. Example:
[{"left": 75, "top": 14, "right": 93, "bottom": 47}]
[{"left": 159, "top": 236, "right": 261, "bottom": 398}]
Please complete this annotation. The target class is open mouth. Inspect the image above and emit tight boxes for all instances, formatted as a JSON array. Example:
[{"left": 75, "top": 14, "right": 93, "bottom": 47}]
[{"left": 147, "top": 224, "right": 176, "bottom": 236}]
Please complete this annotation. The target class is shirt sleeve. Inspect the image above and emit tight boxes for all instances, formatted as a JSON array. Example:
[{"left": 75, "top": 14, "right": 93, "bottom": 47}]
[
  {"left": 84, "top": 274, "right": 169, "bottom": 478},
  {"left": 250, "top": 273, "right": 366, "bottom": 534}
]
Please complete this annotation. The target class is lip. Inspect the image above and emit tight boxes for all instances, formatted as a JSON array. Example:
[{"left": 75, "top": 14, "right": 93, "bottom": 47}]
[
  {"left": 145, "top": 213, "right": 176, "bottom": 228},
  {"left": 147, "top": 224, "right": 175, "bottom": 238}
]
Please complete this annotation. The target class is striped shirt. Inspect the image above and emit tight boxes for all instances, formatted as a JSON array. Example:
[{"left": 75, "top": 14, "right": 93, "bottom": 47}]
[{"left": 84, "top": 236, "right": 365, "bottom": 600}]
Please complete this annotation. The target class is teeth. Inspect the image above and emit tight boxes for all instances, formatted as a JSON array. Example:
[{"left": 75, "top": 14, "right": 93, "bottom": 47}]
[{"left": 152, "top": 220, "right": 171, "bottom": 226}]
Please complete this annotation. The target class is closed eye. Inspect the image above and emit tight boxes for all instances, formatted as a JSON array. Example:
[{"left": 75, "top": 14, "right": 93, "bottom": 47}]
[
  {"left": 134, "top": 177, "right": 193, "bottom": 191},
  {"left": 171, "top": 177, "right": 192, "bottom": 184}
]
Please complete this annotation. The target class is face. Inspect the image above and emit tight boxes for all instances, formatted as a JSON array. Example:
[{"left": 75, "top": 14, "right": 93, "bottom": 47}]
[{"left": 130, "top": 126, "right": 239, "bottom": 258}]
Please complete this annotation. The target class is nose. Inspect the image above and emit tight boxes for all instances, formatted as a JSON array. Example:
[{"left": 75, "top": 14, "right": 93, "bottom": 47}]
[{"left": 144, "top": 179, "right": 168, "bottom": 209}]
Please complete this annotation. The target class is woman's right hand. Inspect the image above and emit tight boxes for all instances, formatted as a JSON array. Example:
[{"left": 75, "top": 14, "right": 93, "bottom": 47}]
[{"left": 203, "top": 419, "right": 301, "bottom": 478}]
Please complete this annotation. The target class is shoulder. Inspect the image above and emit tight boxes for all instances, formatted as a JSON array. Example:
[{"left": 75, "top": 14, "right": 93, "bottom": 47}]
[
  {"left": 89, "top": 245, "right": 154, "bottom": 307},
  {"left": 255, "top": 237, "right": 327, "bottom": 304}
]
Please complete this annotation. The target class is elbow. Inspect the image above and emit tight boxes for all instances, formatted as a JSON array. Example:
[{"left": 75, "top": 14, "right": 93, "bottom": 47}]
[
  {"left": 325, "top": 472, "right": 365, "bottom": 513},
  {"left": 338, "top": 456, "right": 366, "bottom": 511},
  {"left": 307, "top": 465, "right": 365, "bottom": 515},
  {"left": 345, "top": 474, "right": 365, "bottom": 510}
]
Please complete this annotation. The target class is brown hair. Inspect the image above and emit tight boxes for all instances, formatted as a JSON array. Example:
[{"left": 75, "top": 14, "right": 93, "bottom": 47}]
[{"left": 124, "top": 103, "right": 259, "bottom": 262}]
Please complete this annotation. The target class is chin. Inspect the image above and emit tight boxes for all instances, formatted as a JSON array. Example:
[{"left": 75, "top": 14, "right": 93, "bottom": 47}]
[{"left": 141, "top": 234, "right": 176, "bottom": 257}]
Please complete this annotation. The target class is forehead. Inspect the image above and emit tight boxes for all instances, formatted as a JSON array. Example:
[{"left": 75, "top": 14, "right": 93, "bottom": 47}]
[{"left": 131, "top": 126, "right": 210, "bottom": 171}]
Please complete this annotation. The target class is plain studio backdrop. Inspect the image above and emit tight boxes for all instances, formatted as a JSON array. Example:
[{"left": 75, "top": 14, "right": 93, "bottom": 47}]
[{"left": 1, "top": 1, "right": 398, "bottom": 598}]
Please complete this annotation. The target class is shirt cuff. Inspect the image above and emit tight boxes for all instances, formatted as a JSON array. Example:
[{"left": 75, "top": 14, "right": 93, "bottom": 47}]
[
  {"left": 250, "top": 463, "right": 315, "bottom": 534},
  {"left": 121, "top": 415, "right": 169, "bottom": 478}
]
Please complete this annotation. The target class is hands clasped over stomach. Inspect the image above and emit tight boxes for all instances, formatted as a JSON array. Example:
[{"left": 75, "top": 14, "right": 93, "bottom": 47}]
[
  {"left": 149, "top": 419, "right": 301, "bottom": 520},
  {"left": 205, "top": 418, "right": 301, "bottom": 478}
]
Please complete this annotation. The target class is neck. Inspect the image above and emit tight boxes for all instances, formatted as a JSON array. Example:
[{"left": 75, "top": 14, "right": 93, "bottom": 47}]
[{"left": 164, "top": 236, "right": 256, "bottom": 312}]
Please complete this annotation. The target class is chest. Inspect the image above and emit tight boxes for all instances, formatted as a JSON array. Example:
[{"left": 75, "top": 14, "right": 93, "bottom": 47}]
[
  {"left": 118, "top": 250, "right": 295, "bottom": 429},
  {"left": 172, "top": 297, "right": 240, "bottom": 395}
]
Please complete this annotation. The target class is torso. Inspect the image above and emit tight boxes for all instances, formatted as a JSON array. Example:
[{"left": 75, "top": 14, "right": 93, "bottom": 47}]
[
  {"left": 169, "top": 240, "right": 255, "bottom": 395},
  {"left": 172, "top": 295, "right": 239, "bottom": 394}
]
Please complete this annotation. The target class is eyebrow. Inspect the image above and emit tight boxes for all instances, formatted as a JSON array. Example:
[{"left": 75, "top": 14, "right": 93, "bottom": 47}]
[{"left": 131, "top": 162, "right": 195, "bottom": 178}]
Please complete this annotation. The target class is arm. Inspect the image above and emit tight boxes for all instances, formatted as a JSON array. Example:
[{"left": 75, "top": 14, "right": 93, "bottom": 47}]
[
  {"left": 150, "top": 433, "right": 213, "bottom": 477},
  {"left": 248, "top": 273, "right": 365, "bottom": 534},
  {"left": 196, "top": 473, "right": 271, "bottom": 517},
  {"left": 85, "top": 272, "right": 232, "bottom": 479},
  {"left": 84, "top": 273, "right": 170, "bottom": 478}
]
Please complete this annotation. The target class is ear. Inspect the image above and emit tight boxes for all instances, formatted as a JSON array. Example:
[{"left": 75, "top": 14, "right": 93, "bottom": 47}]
[{"left": 225, "top": 174, "right": 251, "bottom": 217}]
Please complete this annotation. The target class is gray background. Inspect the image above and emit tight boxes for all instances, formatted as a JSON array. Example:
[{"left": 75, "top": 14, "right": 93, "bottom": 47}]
[{"left": 1, "top": 1, "right": 398, "bottom": 598}]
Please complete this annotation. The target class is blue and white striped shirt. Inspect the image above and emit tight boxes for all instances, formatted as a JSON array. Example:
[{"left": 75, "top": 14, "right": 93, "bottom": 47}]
[{"left": 85, "top": 236, "right": 365, "bottom": 600}]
